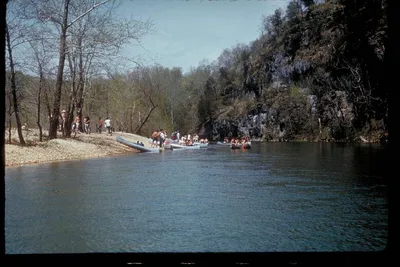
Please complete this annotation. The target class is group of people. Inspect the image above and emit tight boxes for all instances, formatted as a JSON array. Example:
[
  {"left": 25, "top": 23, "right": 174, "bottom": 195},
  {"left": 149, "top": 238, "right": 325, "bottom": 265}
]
[
  {"left": 181, "top": 134, "right": 209, "bottom": 146},
  {"left": 170, "top": 131, "right": 209, "bottom": 146},
  {"left": 149, "top": 129, "right": 210, "bottom": 148},
  {"left": 71, "top": 114, "right": 92, "bottom": 136},
  {"left": 223, "top": 136, "right": 249, "bottom": 144},
  {"left": 58, "top": 110, "right": 112, "bottom": 136},
  {"left": 170, "top": 130, "right": 180, "bottom": 141},
  {"left": 96, "top": 117, "right": 112, "bottom": 135},
  {"left": 151, "top": 129, "right": 167, "bottom": 148}
]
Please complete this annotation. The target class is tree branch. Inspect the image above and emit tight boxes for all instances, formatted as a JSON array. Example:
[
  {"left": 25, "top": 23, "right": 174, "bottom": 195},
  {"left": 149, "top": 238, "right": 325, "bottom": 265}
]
[{"left": 67, "top": 0, "right": 111, "bottom": 29}]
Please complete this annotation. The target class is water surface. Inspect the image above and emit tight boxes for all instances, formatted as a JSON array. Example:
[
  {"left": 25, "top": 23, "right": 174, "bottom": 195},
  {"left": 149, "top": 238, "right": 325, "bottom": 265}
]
[{"left": 5, "top": 142, "right": 388, "bottom": 253}]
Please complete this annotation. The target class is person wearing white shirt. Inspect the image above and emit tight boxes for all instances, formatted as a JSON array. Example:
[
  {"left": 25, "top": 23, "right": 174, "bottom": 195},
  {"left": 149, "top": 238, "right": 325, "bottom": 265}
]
[
  {"left": 104, "top": 117, "right": 112, "bottom": 136},
  {"left": 159, "top": 129, "right": 165, "bottom": 147}
]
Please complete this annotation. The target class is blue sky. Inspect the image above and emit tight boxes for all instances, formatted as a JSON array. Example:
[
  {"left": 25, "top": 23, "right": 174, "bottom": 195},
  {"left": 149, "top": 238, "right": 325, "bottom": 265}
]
[{"left": 117, "top": 0, "right": 290, "bottom": 73}]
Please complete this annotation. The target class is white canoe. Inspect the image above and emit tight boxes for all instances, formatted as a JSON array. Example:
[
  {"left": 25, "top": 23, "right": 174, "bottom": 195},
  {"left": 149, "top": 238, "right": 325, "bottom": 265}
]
[
  {"left": 117, "top": 136, "right": 163, "bottom": 153},
  {"left": 170, "top": 143, "right": 201, "bottom": 149},
  {"left": 193, "top": 142, "right": 209, "bottom": 148}
]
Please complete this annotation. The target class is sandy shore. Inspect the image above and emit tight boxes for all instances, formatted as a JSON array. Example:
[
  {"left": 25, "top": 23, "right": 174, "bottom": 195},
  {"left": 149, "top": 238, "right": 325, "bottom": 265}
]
[{"left": 4, "top": 128, "right": 152, "bottom": 167}]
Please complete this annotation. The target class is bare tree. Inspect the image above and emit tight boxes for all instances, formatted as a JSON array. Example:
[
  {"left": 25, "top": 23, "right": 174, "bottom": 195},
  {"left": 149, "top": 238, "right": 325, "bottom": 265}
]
[
  {"left": 105, "top": 72, "right": 140, "bottom": 133},
  {"left": 63, "top": 0, "right": 152, "bottom": 137},
  {"left": 126, "top": 66, "right": 166, "bottom": 134},
  {"left": 28, "top": 39, "right": 51, "bottom": 141},
  {"left": 5, "top": 7, "right": 25, "bottom": 145},
  {"left": 5, "top": 74, "right": 14, "bottom": 144},
  {"left": 22, "top": 0, "right": 113, "bottom": 139},
  {"left": 6, "top": 0, "right": 154, "bottom": 142}
]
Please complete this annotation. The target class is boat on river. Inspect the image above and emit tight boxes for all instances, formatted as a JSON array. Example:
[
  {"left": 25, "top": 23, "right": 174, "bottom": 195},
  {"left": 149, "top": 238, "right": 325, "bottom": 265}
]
[
  {"left": 170, "top": 143, "right": 201, "bottom": 150},
  {"left": 116, "top": 136, "right": 163, "bottom": 153},
  {"left": 230, "top": 142, "right": 252, "bottom": 149},
  {"left": 164, "top": 138, "right": 205, "bottom": 149},
  {"left": 216, "top": 141, "right": 231, "bottom": 146},
  {"left": 193, "top": 142, "right": 209, "bottom": 148}
]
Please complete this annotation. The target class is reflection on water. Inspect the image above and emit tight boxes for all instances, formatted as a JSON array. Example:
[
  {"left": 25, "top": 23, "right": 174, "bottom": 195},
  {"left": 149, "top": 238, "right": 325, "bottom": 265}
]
[{"left": 5, "top": 142, "right": 388, "bottom": 253}]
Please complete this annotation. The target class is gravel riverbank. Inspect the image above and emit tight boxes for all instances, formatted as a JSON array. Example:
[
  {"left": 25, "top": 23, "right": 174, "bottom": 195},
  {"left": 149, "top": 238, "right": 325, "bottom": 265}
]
[{"left": 4, "top": 129, "right": 150, "bottom": 167}]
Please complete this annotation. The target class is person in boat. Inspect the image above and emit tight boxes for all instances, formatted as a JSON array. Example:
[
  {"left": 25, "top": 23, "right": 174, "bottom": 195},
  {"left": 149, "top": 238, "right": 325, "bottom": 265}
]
[
  {"left": 186, "top": 139, "right": 193, "bottom": 146},
  {"left": 136, "top": 140, "right": 144, "bottom": 146},
  {"left": 171, "top": 131, "right": 176, "bottom": 141},
  {"left": 179, "top": 135, "right": 185, "bottom": 145},
  {"left": 223, "top": 137, "right": 229, "bottom": 143}
]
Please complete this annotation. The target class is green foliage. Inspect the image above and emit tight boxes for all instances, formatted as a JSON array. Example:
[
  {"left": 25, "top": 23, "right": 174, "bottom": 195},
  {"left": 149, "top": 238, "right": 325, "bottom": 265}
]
[
  {"left": 262, "top": 8, "right": 284, "bottom": 37},
  {"left": 289, "top": 86, "right": 303, "bottom": 98},
  {"left": 286, "top": 1, "right": 301, "bottom": 24}
]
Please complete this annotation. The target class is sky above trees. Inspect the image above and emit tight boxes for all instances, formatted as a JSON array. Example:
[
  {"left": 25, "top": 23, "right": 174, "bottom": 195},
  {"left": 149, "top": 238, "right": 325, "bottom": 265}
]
[{"left": 116, "top": 0, "right": 290, "bottom": 74}]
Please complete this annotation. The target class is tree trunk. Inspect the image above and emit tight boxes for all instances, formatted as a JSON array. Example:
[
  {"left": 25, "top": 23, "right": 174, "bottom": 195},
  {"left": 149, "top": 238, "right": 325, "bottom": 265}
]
[
  {"left": 130, "top": 107, "right": 134, "bottom": 133},
  {"left": 7, "top": 88, "right": 13, "bottom": 144},
  {"left": 6, "top": 23, "right": 25, "bottom": 145},
  {"left": 49, "top": 0, "right": 70, "bottom": 139},
  {"left": 66, "top": 46, "right": 78, "bottom": 137},
  {"left": 77, "top": 95, "right": 84, "bottom": 133},
  {"left": 78, "top": 105, "right": 83, "bottom": 132},
  {"left": 134, "top": 105, "right": 157, "bottom": 134},
  {"left": 8, "top": 119, "right": 12, "bottom": 144},
  {"left": 37, "top": 64, "right": 43, "bottom": 142},
  {"left": 7, "top": 95, "right": 12, "bottom": 144},
  {"left": 77, "top": 35, "right": 85, "bottom": 133},
  {"left": 65, "top": 103, "right": 75, "bottom": 138}
]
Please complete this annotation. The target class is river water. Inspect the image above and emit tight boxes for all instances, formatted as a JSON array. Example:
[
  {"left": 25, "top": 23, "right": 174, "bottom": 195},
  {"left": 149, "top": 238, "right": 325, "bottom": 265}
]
[{"left": 5, "top": 142, "right": 388, "bottom": 253}]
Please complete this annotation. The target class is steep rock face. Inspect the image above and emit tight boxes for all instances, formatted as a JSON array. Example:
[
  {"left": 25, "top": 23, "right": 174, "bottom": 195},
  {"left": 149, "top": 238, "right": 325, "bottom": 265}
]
[
  {"left": 204, "top": 90, "right": 359, "bottom": 142},
  {"left": 210, "top": 111, "right": 282, "bottom": 142},
  {"left": 197, "top": 1, "right": 387, "bottom": 143}
]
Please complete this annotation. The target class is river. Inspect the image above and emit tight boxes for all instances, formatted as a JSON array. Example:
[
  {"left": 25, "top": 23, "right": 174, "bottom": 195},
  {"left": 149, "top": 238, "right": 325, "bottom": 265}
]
[{"left": 5, "top": 142, "right": 388, "bottom": 253}]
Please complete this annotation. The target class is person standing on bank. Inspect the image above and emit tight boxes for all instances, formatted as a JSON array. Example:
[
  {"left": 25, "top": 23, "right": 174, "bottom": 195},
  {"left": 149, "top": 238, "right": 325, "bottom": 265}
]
[
  {"left": 84, "top": 115, "right": 90, "bottom": 134},
  {"left": 98, "top": 117, "right": 103, "bottom": 133},
  {"left": 159, "top": 128, "right": 165, "bottom": 148},
  {"left": 104, "top": 117, "right": 112, "bottom": 136}
]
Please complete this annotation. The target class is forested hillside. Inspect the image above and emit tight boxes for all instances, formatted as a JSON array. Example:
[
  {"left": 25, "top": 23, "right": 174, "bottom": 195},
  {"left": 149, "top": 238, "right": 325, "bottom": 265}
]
[
  {"left": 196, "top": 0, "right": 388, "bottom": 142},
  {"left": 5, "top": 0, "right": 388, "bottom": 143}
]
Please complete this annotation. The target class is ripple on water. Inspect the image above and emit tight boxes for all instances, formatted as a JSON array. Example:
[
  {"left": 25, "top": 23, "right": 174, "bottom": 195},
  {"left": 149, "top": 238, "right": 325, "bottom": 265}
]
[{"left": 5, "top": 142, "right": 388, "bottom": 253}]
